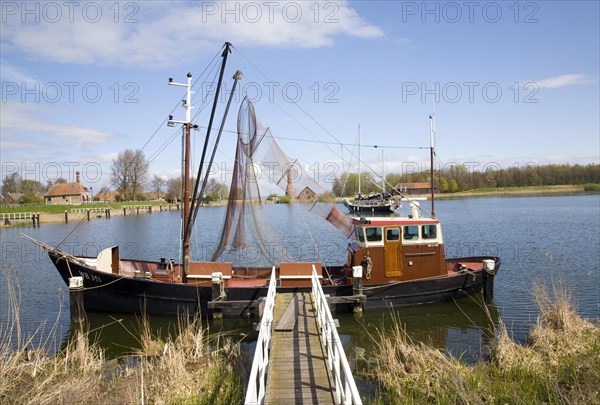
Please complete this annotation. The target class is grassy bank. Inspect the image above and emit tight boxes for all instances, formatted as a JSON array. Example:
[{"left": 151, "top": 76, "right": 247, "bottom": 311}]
[
  {"left": 0, "top": 200, "right": 169, "bottom": 215},
  {"left": 368, "top": 282, "right": 600, "bottom": 404},
  {"left": 0, "top": 271, "right": 242, "bottom": 405},
  {"left": 0, "top": 320, "right": 242, "bottom": 405}
]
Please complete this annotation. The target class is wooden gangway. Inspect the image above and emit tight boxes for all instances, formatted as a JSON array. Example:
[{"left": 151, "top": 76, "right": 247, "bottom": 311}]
[
  {"left": 265, "top": 292, "right": 334, "bottom": 404},
  {"left": 245, "top": 265, "right": 362, "bottom": 405}
]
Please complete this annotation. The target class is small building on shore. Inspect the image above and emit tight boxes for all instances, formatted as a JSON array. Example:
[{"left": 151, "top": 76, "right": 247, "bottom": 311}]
[
  {"left": 44, "top": 171, "right": 91, "bottom": 205},
  {"left": 1, "top": 193, "right": 23, "bottom": 205},
  {"left": 297, "top": 186, "right": 317, "bottom": 203},
  {"left": 394, "top": 182, "right": 434, "bottom": 195}
]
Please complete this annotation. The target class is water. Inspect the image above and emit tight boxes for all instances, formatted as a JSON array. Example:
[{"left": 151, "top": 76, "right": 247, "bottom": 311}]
[{"left": 1, "top": 195, "right": 599, "bottom": 363}]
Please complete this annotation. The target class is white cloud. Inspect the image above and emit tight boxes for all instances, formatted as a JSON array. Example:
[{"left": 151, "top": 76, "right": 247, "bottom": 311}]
[
  {"left": 1, "top": 101, "right": 118, "bottom": 146},
  {"left": 534, "top": 74, "right": 594, "bottom": 89},
  {"left": 1, "top": 1, "right": 384, "bottom": 68}
]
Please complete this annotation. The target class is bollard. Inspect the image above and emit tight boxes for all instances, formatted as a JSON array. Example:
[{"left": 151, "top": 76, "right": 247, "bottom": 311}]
[
  {"left": 86, "top": 209, "right": 90, "bottom": 221},
  {"left": 69, "top": 276, "right": 86, "bottom": 326},
  {"left": 352, "top": 265, "right": 364, "bottom": 314},
  {"left": 212, "top": 272, "right": 225, "bottom": 319},
  {"left": 64, "top": 210, "right": 68, "bottom": 223},
  {"left": 149, "top": 206, "right": 152, "bottom": 213},
  {"left": 160, "top": 205, "right": 163, "bottom": 212},
  {"left": 123, "top": 207, "right": 127, "bottom": 216},
  {"left": 482, "top": 259, "right": 496, "bottom": 304}
]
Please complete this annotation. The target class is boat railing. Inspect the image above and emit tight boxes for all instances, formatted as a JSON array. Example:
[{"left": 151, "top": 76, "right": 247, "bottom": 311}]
[
  {"left": 311, "top": 264, "right": 363, "bottom": 405},
  {"left": 244, "top": 266, "right": 277, "bottom": 405}
]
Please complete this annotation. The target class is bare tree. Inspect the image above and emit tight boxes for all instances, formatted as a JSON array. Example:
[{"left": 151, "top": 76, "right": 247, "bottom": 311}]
[
  {"left": 165, "top": 177, "right": 182, "bottom": 202},
  {"left": 111, "top": 149, "right": 149, "bottom": 201},
  {"left": 2, "top": 173, "right": 20, "bottom": 194},
  {"left": 150, "top": 175, "right": 166, "bottom": 198}
]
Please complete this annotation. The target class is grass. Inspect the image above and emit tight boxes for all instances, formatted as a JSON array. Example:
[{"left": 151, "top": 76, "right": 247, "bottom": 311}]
[
  {"left": 0, "top": 271, "right": 243, "bottom": 405},
  {"left": 461, "top": 185, "right": 586, "bottom": 194},
  {"left": 0, "top": 200, "right": 169, "bottom": 214},
  {"left": 367, "top": 281, "right": 600, "bottom": 404}
]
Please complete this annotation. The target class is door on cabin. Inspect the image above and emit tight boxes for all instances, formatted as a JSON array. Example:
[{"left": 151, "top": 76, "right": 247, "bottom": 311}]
[{"left": 384, "top": 227, "right": 403, "bottom": 277}]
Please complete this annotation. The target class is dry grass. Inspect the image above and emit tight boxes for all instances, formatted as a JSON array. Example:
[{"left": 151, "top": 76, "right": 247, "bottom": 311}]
[
  {"left": 369, "top": 282, "right": 600, "bottom": 404},
  {"left": 0, "top": 272, "right": 242, "bottom": 405}
]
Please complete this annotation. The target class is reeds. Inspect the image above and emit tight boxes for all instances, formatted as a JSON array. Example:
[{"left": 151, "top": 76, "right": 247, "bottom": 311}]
[
  {"left": 0, "top": 271, "right": 242, "bottom": 405},
  {"left": 369, "top": 282, "right": 600, "bottom": 404}
]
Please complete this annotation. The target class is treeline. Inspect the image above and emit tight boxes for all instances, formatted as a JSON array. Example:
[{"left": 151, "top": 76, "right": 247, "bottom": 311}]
[
  {"left": 1, "top": 147, "right": 229, "bottom": 205},
  {"left": 332, "top": 163, "right": 600, "bottom": 195}
]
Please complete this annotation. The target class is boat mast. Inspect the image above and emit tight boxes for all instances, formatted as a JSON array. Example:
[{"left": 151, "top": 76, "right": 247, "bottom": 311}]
[
  {"left": 358, "top": 125, "right": 361, "bottom": 197},
  {"left": 168, "top": 72, "right": 194, "bottom": 280},
  {"left": 429, "top": 114, "right": 436, "bottom": 218},
  {"left": 381, "top": 148, "right": 385, "bottom": 194}
]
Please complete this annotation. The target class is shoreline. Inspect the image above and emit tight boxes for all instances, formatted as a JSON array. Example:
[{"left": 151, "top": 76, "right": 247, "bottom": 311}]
[
  {"left": 337, "top": 184, "right": 597, "bottom": 202},
  {"left": 1, "top": 186, "right": 597, "bottom": 227}
]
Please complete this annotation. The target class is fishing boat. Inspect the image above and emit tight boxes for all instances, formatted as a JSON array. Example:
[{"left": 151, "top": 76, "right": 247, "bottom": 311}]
[
  {"left": 343, "top": 126, "right": 397, "bottom": 213},
  {"left": 32, "top": 43, "right": 500, "bottom": 317}
]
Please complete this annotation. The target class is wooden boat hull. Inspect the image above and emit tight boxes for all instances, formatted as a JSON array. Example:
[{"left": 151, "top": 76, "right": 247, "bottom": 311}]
[
  {"left": 49, "top": 251, "right": 499, "bottom": 316},
  {"left": 343, "top": 199, "right": 395, "bottom": 214}
]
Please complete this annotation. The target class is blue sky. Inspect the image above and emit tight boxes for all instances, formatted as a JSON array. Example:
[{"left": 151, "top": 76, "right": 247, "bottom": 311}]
[{"left": 1, "top": 1, "right": 598, "bottom": 191}]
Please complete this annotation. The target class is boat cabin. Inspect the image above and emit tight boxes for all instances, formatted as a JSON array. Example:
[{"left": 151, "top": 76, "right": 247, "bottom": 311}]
[{"left": 348, "top": 212, "right": 447, "bottom": 283}]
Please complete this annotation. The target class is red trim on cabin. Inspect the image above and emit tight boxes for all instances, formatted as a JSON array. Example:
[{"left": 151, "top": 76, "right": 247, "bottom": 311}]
[{"left": 351, "top": 218, "right": 440, "bottom": 226}]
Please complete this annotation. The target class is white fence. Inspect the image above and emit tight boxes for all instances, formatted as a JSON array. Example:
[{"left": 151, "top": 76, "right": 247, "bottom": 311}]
[
  {"left": 1, "top": 212, "right": 36, "bottom": 221},
  {"left": 312, "top": 264, "right": 362, "bottom": 405},
  {"left": 244, "top": 267, "right": 277, "bottom": 405}
]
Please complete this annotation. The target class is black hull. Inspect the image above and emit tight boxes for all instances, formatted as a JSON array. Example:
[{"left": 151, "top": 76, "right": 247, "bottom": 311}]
[
  {"left": 343, "top": 199, "right": 395, "bottom": 214},
  {"left": 49, "top": 251, "right": 498, "bottom": 317}
]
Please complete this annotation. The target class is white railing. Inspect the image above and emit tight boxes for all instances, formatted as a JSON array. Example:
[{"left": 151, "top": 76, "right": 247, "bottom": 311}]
[
  {"left": 312, "top": 265, "right": 362, "bottom": 405},
  {"left": 244, "top": 266, "right": 277, "bottom": 405},
  {"left": 70, "top": 208, "right": 109, "bottom": 214},
  {"left": 1, "top": 212, "right": 36, "bottom": 221}
]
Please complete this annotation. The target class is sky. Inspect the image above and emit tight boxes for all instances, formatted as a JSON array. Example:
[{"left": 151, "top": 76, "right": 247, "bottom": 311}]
[{"left": 1, "top": 1, "right": 599, "bottom": 192}]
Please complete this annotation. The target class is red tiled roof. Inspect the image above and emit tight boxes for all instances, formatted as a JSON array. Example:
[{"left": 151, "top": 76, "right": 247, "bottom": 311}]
[
  {"left": 45, "top": 183, "right": 88, "bottom": 197},
  {"left": 397, "top": 182, "right": 431, "bottom": 189}
]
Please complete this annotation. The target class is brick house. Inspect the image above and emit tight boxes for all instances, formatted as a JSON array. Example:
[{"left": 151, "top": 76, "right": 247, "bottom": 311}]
[{"left": 44, "top": 171, "right": 91, "bottom": 205}]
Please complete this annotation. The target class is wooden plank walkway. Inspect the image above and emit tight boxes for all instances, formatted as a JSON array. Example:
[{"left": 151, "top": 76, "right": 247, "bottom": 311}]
[{"left": 264, "top": 292, "right": 335, "bottom": 405}]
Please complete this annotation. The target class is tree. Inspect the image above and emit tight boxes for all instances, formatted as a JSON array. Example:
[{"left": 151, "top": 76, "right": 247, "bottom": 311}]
[
  {"left": 46, "top": 177, "right": 67, "bottom": 190},
  {"left": 21, "top": 191, "right": 43, "bottom": 204},
  {"left": 2, "top": 173, "right": 20, "bottom": 194},
  {"left": 166, "top": 177, "right": 182, "bottom": 202},
  {"left": 20, "top": 179, "right": 45, "bottom": 194},
  {"left": 205, "top": 178, "right": 228, "bottom": 200},
  {"left": 150, "top": 175, "right": 166, "bottom": 197},
  {"left": 438, "top": 176, "right": 449, "bottom": 193},
  {"left": 111, "top": 149, "right": 149, "bottom": 201}
]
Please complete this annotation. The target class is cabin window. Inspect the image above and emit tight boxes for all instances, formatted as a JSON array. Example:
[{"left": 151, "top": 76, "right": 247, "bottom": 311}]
[
  {"left": 386, "top": 228, "right": 400, "bottom": 241},
  {"left": 356, "top": 226, "right": 365, "bottom": 242},
  {"left": 365, "top": 227, "right": 383, "bottom": 242},
  {"left": 422, "top": 224, "right": 437, "bottom": 239},
  {"left": 403, "top": 225, "right": 419, "bottom": 240}
]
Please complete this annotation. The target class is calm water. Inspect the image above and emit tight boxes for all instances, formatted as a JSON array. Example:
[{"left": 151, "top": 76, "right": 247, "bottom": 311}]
[{"left": 1, "top": 195, "right": 599, "bottom": 364}]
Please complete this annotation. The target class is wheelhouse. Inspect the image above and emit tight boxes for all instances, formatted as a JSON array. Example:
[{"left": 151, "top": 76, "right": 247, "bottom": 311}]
[{"left": 348, "top": 214, "right": 446, "bottom": 283}]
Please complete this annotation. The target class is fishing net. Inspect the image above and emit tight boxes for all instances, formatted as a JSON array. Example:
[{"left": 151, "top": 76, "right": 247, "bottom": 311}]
[{"left": 211, "top": 97, "right": 352, "bottom": 265}]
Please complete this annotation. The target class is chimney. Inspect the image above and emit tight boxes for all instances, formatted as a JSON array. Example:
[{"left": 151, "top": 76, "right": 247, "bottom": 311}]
[{"left": 76, "top": 171, "right": 80, "bottom": 184}]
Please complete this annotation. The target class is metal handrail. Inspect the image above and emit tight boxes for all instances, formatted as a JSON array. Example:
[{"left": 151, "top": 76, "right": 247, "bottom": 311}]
[
  {"left": 244, "top": 266, "right": 277, "bottom": 405},
  {"left": 312, "top": 264, "right": 362, "bottom": 405}
]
